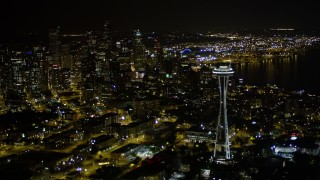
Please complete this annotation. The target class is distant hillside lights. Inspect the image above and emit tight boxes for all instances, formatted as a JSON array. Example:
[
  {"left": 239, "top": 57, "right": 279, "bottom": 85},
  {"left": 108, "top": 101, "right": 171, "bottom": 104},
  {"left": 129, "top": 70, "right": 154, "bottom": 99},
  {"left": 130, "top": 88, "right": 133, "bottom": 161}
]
[{"left": 270, "top": 28, "right": 295, "bottom": 31}]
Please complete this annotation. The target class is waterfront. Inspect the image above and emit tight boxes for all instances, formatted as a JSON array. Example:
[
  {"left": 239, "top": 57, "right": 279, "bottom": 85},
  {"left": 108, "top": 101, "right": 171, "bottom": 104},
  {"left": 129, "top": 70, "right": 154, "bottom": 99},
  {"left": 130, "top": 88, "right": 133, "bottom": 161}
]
[{"left": 234, "top": 48, "right": 320, "bottom": 94}]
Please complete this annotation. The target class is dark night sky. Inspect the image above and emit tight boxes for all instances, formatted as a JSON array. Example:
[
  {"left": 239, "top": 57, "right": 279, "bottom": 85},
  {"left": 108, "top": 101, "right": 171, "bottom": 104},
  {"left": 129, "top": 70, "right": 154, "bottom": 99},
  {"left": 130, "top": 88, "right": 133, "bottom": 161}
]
[{"left": 0, "top": 0, "right": 319, "bottom": 40}]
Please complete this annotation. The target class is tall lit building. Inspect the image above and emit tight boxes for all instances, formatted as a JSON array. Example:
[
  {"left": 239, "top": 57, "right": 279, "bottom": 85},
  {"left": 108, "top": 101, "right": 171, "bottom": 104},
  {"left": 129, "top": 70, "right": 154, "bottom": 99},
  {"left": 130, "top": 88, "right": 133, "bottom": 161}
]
[
  {"left": 102, "top": 21, "right": 112, "bottom": 61},
  {"left": 81, "top": 53, "right": 96, "bottom": 103},
  {"left": 8, "top": 51, "right": 27, "bottom": 112},
  {"left": 86, "top": 31, "right": 97, "bottom": 54},
  {"left": 61, "top": 44, "right": 73, "bottom": 70},
  {"left": 35, "top": 48, "right": 49, "bottom": 93},
  {"left": 49, "top": 27, "right": 62, "bottom": 66},
  {"left": 98, "top": 21, "right": 113, "bottom": 104},
  {"left": 70, "top": 40, "right": 86, "bottom": 91},
  {"left": 0, "top": 49, "right": 10, "bottom": 96},
  {"left": 213, "top": 64, "right": 234, "bottom": 160},
  {"left": 132, "top": 29, "right": 146, "bottom": 72},
  {"left": 48, "top": 27, "right": 62, "bottom": 90},
  {"left": 27, "top": 50, "right": 42, "bottom": 98},
  {"left": 61, "top": 68, "right": 71, "bottom": 90}
]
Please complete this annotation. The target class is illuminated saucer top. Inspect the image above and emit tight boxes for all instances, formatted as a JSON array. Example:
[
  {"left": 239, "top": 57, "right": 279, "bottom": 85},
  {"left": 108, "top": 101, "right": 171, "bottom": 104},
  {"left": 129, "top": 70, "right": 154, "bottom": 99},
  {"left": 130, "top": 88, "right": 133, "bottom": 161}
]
[{"left": 213, "top": 65, "right": 234, "bottom": 75}]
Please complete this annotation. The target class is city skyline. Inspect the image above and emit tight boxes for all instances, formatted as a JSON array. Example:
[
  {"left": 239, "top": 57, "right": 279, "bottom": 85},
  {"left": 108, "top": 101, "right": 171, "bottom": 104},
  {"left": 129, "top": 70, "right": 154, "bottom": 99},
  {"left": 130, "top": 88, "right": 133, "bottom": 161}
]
[
  {"left": 1, "top": 1, "right": 320, "bottom": 179},
  {"left": 1, "top": 0, "right": 320, "bottom": 42}
]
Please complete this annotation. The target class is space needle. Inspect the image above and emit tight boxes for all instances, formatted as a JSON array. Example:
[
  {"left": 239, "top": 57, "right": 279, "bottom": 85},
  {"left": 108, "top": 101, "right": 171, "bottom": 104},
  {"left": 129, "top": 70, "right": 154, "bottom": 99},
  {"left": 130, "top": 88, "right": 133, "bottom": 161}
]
[{"left": 213, "top": 64, "right": 234, "bottom": 160}]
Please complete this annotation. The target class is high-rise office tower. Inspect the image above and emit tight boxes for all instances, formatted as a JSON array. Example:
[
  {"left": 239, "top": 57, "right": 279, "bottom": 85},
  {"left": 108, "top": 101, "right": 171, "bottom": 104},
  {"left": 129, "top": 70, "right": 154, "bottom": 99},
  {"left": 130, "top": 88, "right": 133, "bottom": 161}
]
[
  {"left": 213, "top": 65, "right": 234, "bottom": 160},
  {"left": 49, "top": 27, "right": 61, "bottom": 66},
  {"left": 84, "top": 30, "right": 98, "bottom": 100},
  {"left": 0, "top": 49, "right": 10, "bottom": 96},
  {"left": 200, "top": 66, "right": 215, "bottom": 101},
  {"left": 8, "top": 51, "right": 27, "bottom": 112},
  {"left": 154, "top": 39, "right": 163, "bottom": 76},
  {"left": 109, "top": 59, "right": 121, "bottom": 93},
  {"left": 81, "top": 53, "right": 96, "bottom": 103},
  {"left": 61, "top": 44, "right": 73, "bottom": 70},
  {"left": 61, "top": 68, "right": 71, "bottom": 90},
  {"left": 86, "top": 31, "right": 97, "bottom": 54},
  {"left": 28, "top": 49, "right": 42, "bottom": 98},
  {"left": 103, "top": 21, "right": 112, "bottom": 60},
  {"left": 34, "top": 48, "right": 49, "bottom": 93},
  {"left": 48, "top": 27, "right": 62, "bottom": 90},
  {"left": 70, "top": 40, "right": 86, "bottom": 91},
  {"left": 132, "top": 30, "right": 146, "bottom": 72},
  {"left": 98, "top": 21, "right": 113, "bottom": 103}
]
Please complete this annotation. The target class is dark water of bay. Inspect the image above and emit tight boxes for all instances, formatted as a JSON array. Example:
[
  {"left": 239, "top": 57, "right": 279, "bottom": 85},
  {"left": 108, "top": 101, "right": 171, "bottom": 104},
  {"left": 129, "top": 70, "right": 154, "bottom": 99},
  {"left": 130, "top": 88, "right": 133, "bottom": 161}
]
[{"left": 233, "top": 48, "right": 320, "bottom": 94}]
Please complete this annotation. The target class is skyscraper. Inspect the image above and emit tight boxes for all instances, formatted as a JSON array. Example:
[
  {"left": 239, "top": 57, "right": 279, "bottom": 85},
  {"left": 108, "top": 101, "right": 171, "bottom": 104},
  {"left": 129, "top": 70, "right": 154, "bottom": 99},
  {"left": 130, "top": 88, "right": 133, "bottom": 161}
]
[
  {"left": 34, "top": 48, "right": 49, "bottom": 93},
  {"left": 102, "top": 21, "right": 112, "bottom": 61},
  {"left": 28, "top": 49, "right": 42, "bottom": 98},
  {"left": 99, "top": 21, "right": 113, "bottom": 103},
  {"left": 8, "top": 51, "right": 27, "bottom": 112},
  {"left": 49, "top": 27, "right": 62, "bottom": 66},
  {"left": 132, "top": 30, "right": 146, "bottom": 72},
  {"left": 213, "top": 64, "right": 234, "bottom": 160},
  {"left": 48, "top": 27, "right": 62, "bottom": 90},
  {"left": 81, "top": 53, "right": 96, "bottom": 103}
]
